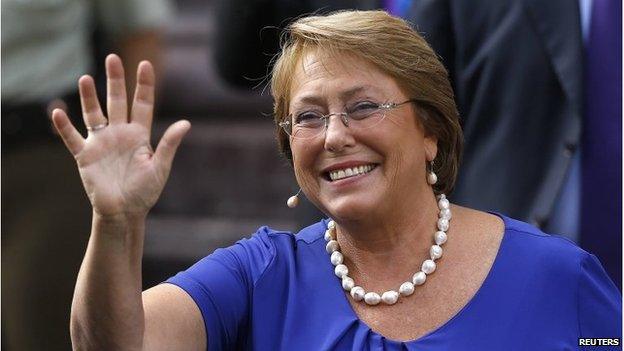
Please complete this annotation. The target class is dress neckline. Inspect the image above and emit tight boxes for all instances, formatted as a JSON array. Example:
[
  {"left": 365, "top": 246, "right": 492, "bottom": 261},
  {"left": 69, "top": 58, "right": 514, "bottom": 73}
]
[{"left": 329, "top": 213, "right": 509, "bottom": 345}]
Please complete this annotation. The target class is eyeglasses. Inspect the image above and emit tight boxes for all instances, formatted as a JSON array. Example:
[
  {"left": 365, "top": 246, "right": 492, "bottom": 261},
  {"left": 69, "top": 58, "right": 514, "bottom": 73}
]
[{"left": 279, "top": 99, "right": 417, "bottom": 140}]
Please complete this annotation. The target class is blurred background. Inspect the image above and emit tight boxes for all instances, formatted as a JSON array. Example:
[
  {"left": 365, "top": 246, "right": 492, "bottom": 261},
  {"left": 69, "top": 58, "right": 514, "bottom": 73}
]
[{"left": 2, "top": 0, "right": 620, "bottom": 349}]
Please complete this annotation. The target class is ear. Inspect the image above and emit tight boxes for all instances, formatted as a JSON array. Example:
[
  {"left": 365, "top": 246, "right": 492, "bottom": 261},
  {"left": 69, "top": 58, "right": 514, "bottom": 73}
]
[
  {"left": 424, "top": 134, "right": 438, "bottom": 162},
  {"left": 412, "top": 104, "right": 438, "bottom": 162}
]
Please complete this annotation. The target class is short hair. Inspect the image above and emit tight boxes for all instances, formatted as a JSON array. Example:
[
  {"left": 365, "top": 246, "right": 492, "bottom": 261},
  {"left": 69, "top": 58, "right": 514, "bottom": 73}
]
[{"left": 270, "top": 10, "right": 463, "bottom": 195}]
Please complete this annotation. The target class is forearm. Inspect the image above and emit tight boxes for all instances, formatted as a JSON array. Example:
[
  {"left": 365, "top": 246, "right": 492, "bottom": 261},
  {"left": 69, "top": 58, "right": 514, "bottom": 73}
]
[
  {"left": 55, "top": 52, "right": 190, "bottom": 350},
  {"left": 70, "top": 212, "right": 147, "bottom": 350}
]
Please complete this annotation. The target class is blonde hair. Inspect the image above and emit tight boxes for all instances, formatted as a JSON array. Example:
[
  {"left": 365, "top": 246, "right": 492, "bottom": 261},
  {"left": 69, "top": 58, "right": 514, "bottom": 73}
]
[{"left": 270, "top": 10, "right": 463, "bottom": 195}]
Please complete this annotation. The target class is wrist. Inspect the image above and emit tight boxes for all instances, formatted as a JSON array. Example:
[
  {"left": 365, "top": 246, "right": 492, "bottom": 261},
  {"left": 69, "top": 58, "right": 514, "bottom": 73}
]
[
  {"left": 91, "top": 211, "right": 147, "bottom": 250},
  {"left": 93, "top": 210, "right": 148, "bottom": 224}
]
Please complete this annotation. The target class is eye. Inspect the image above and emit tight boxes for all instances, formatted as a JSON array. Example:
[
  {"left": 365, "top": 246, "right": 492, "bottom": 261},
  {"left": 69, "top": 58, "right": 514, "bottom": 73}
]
[
  {"left": 294, "top": 111, "right": 322, "bottom": 124},
  {"left": 347, "top": 101, "right": 380, "bottom": 119},
  {"left": 349, "top": 101, "right": 379, "bottom": 111}
]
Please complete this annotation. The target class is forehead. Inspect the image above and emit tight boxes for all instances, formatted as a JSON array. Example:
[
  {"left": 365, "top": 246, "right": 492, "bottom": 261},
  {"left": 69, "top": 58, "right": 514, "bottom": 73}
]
[{"left": 288, "top": 50, "right": 404, "bottom": 106}]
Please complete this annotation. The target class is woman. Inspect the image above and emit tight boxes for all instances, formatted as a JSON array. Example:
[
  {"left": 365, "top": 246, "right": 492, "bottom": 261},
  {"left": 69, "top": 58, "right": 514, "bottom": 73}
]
[{"left": 55, "top": 10, "right": 620, "bottom": 350}]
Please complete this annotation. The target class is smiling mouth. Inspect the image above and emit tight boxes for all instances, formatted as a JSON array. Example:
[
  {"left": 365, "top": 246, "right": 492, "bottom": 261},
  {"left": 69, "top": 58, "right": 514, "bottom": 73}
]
[{"left": 324, "top": 164, "right": 378, "bottom": 182}]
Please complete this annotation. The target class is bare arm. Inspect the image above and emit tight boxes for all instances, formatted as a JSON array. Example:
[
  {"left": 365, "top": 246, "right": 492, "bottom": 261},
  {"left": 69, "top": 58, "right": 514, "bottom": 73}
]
[
  {"left": 143, "top": 284, "right": 206, "bottom": 351},
  {"left": 53, "top": 55, "right": 204, "bottom": 350},
  {"left": 70, "top": 215, "right": 146, "bottom": 350}
]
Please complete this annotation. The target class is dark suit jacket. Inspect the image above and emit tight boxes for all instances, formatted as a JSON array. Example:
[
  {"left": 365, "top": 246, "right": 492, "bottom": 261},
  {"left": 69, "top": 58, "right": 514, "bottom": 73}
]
[{"left": 407, "top": 0, "right": 584, "bottom": 228}]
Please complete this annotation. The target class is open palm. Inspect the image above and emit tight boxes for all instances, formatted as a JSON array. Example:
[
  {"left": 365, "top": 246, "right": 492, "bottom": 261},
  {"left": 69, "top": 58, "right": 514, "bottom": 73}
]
[{"left": 52, "top": 54, "right": 190, "bottom": 218}]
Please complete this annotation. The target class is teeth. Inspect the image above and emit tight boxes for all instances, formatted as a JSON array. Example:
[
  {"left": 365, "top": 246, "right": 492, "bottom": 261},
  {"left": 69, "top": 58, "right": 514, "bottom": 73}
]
[{"left": 329, "top": 164, "right": 375, "bottom": 181}]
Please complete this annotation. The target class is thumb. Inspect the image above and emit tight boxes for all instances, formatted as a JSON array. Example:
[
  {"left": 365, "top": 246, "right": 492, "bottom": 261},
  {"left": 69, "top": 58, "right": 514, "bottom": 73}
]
[{"left": 154, "top": 120, "right": 191, "bottom": 172}]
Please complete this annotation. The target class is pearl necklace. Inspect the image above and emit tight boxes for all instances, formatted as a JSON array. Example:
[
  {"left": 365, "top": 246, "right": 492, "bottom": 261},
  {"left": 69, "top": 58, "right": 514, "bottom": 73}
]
[{"left": 324, "top": 194, "right": 451, "bottom": 306}]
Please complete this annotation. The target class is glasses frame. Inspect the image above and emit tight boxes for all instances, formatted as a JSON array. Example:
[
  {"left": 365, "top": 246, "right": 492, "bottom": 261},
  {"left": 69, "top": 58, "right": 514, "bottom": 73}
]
[{"left": 279, "top": 99, "right": 418, "bottom": 139}]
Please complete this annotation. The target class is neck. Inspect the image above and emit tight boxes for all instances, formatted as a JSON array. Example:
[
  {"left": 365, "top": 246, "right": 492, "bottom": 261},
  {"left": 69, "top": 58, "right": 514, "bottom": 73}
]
[{"left": 335, "top": 189, "right": 440, "bottom": 274}]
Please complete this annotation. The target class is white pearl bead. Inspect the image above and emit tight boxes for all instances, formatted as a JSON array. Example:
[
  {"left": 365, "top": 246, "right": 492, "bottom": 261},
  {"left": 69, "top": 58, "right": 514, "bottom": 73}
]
[
  {"left": 422, "top": 259, "right": 437, "bottom": 274},
  {"left": 334, "top": 264, "right": 349, "bottom": 278},
  {"left": 342, "top": 276, "right": 355, "bottom": 291},
  {"left": 286, "top": 195, "right": 299, "bottom": 208},
  {"left": 430, "top": 245, "right": 443, "bottom": 260},
  {"left": 438, "top": 197, "right": 450, "bottom": 210},
  {"left": 434, "top": 231, "right": 448, "bottom": 245},
  {"left": 330, "top": 251, "right": 343, "bottom": 265},
  {"left": 437, "top": 218, "right": 449, "bottom": 232},
  {"left": 325, "top": 240, "right": 339, "bottom": 253},
  {"left": 350, "top": 286, "right": 365, "bottom": 301},
  {"left": 381, "top": 290, "right": 399, "bottom": 305},
  {"left": 439, "top": 208, "right": 452, "bottom": 220},
  {"left": 427, "top": 172, "right": 438, "bottom": 185},
  {"left": 364, "top": 292, "right": 381, "bottom": 305},
  {"left": 413, "top": 271, "right": 427, "bottom": 285},
  {"left": 327, "top": 220, "right": 336, "bottom": 229},
  {"left": 324, "top": 230, "right": 333, "bottom": 241},
  {"left": 399, "top": 282, "right": 415, "bottom": 296},
  {"left": 324, "top": 193, "right": 451, "bottom": 306}
]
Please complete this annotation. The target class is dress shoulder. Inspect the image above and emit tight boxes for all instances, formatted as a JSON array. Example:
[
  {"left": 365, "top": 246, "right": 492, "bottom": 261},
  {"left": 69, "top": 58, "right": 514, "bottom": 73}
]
[
  {"left": 164, "top": 225, "right": 293, "bottom": 350},
  {"left": 577, "top": 251, "right": 622, "bottom": 340},
  {"left": 501, "top": 214, "right": 588, "bottom": 276},
  {"left": 499, "top": 215, "right": 621, "bottom": 340}
]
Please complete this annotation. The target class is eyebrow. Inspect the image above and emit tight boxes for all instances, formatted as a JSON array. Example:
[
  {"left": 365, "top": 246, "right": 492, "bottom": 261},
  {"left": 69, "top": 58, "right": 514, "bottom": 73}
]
[{"left": 292, "top": 85, "right": 380, "bottom": 107}]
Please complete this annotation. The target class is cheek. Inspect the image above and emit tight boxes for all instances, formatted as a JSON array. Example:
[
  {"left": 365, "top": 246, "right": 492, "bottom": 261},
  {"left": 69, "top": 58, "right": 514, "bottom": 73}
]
[
  {"left": 291, "top": 141, "right": 313, "bottom": 172},
  {"left": 385, "top": 143, "right": 412, "bottom": 187},
  {"left": 382, "top": 131, "right": 427, "bottom": 185},
  {"left": 291, "top": 143, "right": 321, "bottom": 195},
  {"left": 385, "top": 154, "right": 403, "bottom": 190}
]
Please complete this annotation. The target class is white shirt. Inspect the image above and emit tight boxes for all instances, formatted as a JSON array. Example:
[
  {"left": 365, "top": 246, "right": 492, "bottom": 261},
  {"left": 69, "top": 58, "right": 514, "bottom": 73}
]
[{"left": 1, "top": 0, "right": 173, "bottom": 103}]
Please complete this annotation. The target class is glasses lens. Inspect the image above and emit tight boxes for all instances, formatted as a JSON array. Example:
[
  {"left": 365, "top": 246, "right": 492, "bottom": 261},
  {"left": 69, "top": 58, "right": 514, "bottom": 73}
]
[
  {"left": 290, "top": 112, "right": 326, "bottom": 139},
  {"left": 282, "top": 101, "right": 404, "bottom": 139},
  {"left": 350, "top": 109, "right": 387, "bottom": 131}
]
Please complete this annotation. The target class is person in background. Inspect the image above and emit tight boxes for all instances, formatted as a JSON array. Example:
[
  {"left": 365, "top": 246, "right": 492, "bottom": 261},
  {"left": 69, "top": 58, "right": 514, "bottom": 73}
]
[
  {"left": 1, "top": 0, "right": 172, "bottom": 349},
  {"left": 407, "top": 0, "right": 622, "bottom": 288},
  {"left": 213, "top": 0, "right": 379, "bottom": 90}
]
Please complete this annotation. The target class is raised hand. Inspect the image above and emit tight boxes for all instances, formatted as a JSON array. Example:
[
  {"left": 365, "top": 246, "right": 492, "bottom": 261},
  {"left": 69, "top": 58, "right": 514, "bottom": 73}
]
[{"left": 52, "top": 54, "right": 190, "bottom": 219}]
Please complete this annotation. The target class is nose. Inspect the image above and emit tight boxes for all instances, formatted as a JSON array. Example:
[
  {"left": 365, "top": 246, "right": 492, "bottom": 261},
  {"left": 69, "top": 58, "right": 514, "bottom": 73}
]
[{"left": 324, "top": 113, "right": 355, "bottom": 152}]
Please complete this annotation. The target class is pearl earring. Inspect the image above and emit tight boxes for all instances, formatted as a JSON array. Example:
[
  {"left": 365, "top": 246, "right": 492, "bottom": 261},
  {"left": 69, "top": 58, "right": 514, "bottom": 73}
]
[
  {"left": 287, "top": 189, "right": 302, "bottom": 208},
  {"left": 427, "top": 161, "right": 438, "bottom": 185}
]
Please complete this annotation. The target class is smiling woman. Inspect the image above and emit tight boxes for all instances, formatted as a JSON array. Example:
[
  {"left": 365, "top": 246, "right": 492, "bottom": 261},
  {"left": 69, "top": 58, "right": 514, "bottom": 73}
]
[
  {"left": 284, "top": 51, "right": 439, "bottom": 225},
  {"left": 60, "top": 10, "right": 621, "bottom": 351},
  {"left": 271, "top": 12, "right": 462, "bottom": 197}
]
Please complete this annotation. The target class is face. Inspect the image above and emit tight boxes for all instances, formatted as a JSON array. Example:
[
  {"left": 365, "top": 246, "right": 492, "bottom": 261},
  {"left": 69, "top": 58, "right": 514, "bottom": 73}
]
[{"left": 288, "top": 50, "right": 437, "bottom": 222}]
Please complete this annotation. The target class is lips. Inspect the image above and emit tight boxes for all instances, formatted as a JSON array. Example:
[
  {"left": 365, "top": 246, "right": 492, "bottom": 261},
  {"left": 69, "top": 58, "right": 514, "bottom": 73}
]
[
  {"left": 322, "top": 162, "right": 379, "bottom": 182},
  {"left": 328, "top": 164, "right": 377, "bottom": 181}
]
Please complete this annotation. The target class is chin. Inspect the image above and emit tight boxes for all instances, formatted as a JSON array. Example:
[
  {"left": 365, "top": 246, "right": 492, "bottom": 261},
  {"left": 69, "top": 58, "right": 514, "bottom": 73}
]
[
  {"left": 312, "top": 165, "right": 390, "bottom": 221},
  {"left": 319, "top": 191, "right": 382, "bottom": 222}
]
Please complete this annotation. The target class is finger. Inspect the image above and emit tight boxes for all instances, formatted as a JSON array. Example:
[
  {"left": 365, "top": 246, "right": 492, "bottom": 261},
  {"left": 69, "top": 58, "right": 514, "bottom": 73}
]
[
  {"left": 154, "top": 120, "right": 191, "bottom": 174},
  {"left": 78, "top": 75, "right": 108, "bottom": 129},
  {"left": 106, "top": 54, "right": 128, "bottom": 124},
  {"left": 51, "top": 108, "right": 85, "bottom": 156},
  {"left": 131, "top": 61, "right": 155, "bottom": 131}
]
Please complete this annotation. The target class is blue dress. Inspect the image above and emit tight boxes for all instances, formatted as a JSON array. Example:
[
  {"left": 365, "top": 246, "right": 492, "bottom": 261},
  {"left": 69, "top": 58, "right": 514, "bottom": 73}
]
[{"left": 166, "top": 215, "right": 622, "bottom": 350}]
